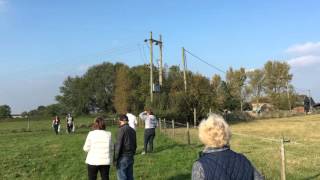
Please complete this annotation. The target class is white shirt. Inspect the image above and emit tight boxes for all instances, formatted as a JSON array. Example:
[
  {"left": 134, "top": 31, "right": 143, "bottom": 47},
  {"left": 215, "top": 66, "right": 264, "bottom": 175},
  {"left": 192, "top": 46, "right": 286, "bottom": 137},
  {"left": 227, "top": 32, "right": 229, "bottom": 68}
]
[
  {"left": 83, "top": 130, "right": 113, "bottom": 165},
  {"left": 126, "top": 113, "right": 137, "bottom": 130},
  {"left": 139, "top": 112, "right": 157, "bottom": 129}
]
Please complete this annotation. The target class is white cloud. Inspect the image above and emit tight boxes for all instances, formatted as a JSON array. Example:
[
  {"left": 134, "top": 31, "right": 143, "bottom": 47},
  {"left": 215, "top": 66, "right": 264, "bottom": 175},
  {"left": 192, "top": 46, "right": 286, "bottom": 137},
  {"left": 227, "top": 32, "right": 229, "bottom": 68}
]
[
  {"left": 288, "top": 55, "right": 320, "bottom": 67},
  {"left": 285, "top": 42, "right": 320, "bottom": 56}
]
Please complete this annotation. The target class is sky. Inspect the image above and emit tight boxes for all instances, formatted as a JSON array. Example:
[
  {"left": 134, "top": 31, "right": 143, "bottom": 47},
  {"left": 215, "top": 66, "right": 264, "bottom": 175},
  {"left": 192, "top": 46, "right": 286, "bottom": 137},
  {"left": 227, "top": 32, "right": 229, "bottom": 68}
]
[{"left": 1, "top": 0, "right": 320, "bottom": 113}]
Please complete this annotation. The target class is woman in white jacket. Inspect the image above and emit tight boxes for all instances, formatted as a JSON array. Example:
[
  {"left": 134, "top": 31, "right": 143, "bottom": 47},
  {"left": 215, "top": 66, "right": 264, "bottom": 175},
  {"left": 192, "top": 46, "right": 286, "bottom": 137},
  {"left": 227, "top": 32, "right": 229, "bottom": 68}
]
[{"left": 83, "top": 117, "right": 112, "bottom": 180}]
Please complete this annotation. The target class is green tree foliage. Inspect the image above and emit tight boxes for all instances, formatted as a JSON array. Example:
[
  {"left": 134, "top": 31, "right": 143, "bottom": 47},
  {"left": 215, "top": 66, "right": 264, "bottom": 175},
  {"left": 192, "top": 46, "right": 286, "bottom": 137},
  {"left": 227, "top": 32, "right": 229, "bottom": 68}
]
[
  {"left": 52, "top": 60, "right": 298, "bottom": 122},
  {"left": 263, "top": 61, "right": 293, "bottom": 109},
  {"left": 0, "top": 105, "right": 11, "bottom": 118}
]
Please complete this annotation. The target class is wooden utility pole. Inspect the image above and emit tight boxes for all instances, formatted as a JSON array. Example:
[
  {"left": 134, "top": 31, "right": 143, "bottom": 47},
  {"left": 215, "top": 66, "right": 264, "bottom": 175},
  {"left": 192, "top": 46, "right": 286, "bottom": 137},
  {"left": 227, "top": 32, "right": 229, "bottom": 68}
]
[
  {"left": 144, "top": 32, "right": 162, "bottom": 103},
  {"left": 308, "top": 89, "right": 312, "bottom": 112},
  {"left": 149, "top": 31, "right": 154, "bottom": 103},
  {"left": 182, "top": 47, "right": 187, "bottom": 92},
  {"left": 286, "top": 82, "right": 291, "bottom": 111},
  {"left": 159, "top": 35, "right": 163, "bottom": 87}
]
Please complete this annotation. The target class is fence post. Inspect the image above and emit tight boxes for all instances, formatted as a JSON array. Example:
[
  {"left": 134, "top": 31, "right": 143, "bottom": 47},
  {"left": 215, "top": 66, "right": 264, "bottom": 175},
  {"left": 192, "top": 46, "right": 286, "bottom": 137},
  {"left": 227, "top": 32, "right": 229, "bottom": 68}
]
[
  {"left": 193, "top": 108, "right": 197, "bottom": 128},
  {"left": 280, "top": 137, "right": 288, "bottom": 180},
  {"left": 172, "top": 119, "right": 175, "bottom": 138},
  {"left": 159, "top": 118, "right": 162, "bottom": 132},
  {"left": 187, "top": 122, "right": 190, "bottom": 145},
  {"left": 113, "top": 118, "right": 115, "bottom": 126},
  {"left": 27, "top": 116, "right": 30, "bottom": 131}
]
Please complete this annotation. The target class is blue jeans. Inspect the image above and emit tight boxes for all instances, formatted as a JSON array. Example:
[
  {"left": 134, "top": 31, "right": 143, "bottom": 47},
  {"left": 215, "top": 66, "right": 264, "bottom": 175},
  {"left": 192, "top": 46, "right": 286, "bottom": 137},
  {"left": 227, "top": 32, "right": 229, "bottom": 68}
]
[{"left": 117, "top": 156, "right": 134, "bottom": 180}]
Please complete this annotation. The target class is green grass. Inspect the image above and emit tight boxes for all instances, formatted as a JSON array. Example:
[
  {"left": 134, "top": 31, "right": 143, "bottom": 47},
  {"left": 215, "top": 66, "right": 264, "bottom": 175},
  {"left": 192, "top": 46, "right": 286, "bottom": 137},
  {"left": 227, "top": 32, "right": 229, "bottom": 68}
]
[
  {"left": 1, "top": 115, "right": 320, "bottom": 179},
  {"left": 163, "top": 114, "right": 320, "bottom": 180},
  {"left": 0, "top": 117, "right": 199, "bottom": 180}
]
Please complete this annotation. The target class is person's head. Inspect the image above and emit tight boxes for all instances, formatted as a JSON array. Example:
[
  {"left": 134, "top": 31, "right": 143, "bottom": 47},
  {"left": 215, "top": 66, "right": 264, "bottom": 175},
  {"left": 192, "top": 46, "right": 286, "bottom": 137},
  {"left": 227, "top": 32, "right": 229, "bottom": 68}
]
[
  {"left": 198, "top": 113, "right": 231, "bottom": 148},
  {"left": 118, "top": 114, "right": 129, "bottom": 126},
  {"left": 92, "top": 117, "right": 106, "bottom": 130},
  {"left": 146, "top": 109, "right": 153, "bottom": 115}
]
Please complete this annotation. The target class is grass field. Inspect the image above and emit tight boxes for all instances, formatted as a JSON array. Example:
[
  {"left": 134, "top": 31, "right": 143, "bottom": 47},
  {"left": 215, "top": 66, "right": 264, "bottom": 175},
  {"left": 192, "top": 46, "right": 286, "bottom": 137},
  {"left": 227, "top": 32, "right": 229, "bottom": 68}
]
[{"left": 0, "top": 115, "right": 320, "bottom": 180}]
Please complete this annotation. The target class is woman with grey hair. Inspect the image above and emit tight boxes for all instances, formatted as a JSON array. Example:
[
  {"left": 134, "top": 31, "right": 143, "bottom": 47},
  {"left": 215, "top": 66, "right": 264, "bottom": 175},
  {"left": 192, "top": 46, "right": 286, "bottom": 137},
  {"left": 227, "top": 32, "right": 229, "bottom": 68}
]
[{"left": 192, "top": 114, "right": 264, "bottom": 180}]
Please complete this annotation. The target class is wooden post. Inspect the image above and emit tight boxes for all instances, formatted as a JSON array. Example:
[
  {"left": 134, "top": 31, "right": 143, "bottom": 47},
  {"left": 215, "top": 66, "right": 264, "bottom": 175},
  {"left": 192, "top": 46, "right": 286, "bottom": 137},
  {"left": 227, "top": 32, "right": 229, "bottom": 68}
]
[
  {"left": 172, "top": 120, "right": 175, "bottom": 138},
  {"left": 209, "top": 108, "right": 212, "bottom": 114},
  {"left": 280, "top": 137, "right": 286, "bottom": 180},
  {"left": 187, "top": 122, "right": 190, "bottom": 145},
  {"left": 159, "top": 118, "right": 162, "bottom": 132},
  {"left": 164, "top": 118, "right": 166, "bottom": 133},
  {"left": 113, "top": 118, "right": 115, "bottom": 126},
  {"left": 193, "top": 108, "right": 197, "bottom": 128},
  {"left": 27, "top": 116, "right": 30, "bottom": 131}
]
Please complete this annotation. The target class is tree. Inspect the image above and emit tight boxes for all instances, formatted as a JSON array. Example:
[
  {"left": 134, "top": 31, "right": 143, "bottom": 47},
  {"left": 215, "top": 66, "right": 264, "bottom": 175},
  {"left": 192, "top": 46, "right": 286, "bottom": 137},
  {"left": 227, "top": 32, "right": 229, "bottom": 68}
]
[
  {"left": 263, "top": 61, "right": 292, "bottom": 109},
  {"left": 0, "top": 105, "right": 11, "bottom": 118},
  {"left": 114, "top": 65, "right": 131, "bottom": 113},
  {"left": 247, "top": 69, "right": 265, "bottom": 104},
  {"left": 226, "top": 67, "right": 247, "bottom": 111}
]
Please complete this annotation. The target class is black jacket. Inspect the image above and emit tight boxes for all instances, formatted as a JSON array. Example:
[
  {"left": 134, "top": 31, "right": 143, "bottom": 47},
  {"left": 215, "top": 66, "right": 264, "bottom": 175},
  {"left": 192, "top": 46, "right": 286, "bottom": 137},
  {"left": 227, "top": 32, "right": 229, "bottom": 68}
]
[{"left": 114, "top": 124, "right": 137, "bottom": 161}]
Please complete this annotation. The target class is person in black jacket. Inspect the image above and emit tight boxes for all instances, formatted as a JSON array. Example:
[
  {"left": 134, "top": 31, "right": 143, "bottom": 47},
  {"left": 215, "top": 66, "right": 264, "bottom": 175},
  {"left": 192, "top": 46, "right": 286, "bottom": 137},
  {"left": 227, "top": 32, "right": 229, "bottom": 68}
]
[
  {"left": 114, "top": 114, "right": 137, "bottom": 180},
  {"left": 192, "top": 114, "right": 264, "bottom": 180}
]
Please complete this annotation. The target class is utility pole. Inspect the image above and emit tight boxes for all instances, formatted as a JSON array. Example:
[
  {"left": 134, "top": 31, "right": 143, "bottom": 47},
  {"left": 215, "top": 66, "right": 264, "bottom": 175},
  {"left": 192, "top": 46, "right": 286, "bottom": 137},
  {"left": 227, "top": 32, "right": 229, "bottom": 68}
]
[
  {"left": 159, "top": 34, "right": 163, "bottom": 87},
  {"left": 308, "top": 89, "right": 312, "bottom": 112},
  {"left": 182, "top": 47, "right": 187, "bottom": 92},
  {"left": 144, "top": 31, "right": 163, "bottom": 103},
  {"left": 286, "top": 82, "right": 291, "bottom": 111},
  {"left": 149, "top": 32, "right": 154, "bottom": 103}
]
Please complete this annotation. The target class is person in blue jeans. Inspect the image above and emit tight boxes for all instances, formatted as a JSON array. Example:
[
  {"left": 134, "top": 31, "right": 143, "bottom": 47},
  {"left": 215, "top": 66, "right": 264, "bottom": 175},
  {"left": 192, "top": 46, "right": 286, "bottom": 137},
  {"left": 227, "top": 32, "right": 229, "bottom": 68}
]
[{"left": 114, "top": 114, "right": 137, "bottom": 180}]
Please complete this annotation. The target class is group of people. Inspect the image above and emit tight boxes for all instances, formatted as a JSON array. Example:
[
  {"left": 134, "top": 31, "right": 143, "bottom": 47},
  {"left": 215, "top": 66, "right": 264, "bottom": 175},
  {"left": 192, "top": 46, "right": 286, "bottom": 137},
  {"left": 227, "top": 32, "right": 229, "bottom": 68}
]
[
  {"left": 83, "top": 109, "right": 157, "bottom": 180},
  {"left": 56, "top": 109, "right": 264, "bottom": 180},
  {"left": 51, "top": 114, "right": 75, "bottom": 135}
]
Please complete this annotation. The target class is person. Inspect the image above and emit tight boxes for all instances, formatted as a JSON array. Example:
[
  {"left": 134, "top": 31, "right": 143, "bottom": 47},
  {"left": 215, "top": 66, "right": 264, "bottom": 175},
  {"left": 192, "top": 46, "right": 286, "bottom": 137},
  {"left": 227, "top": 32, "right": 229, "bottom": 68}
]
[
  {"left": 126, "top": 109, "right": 137, "bottom": 130},
  {"left": 83, "top": 117, "right": 113, "bottom": 180},
  {"left": 139, "top": 109, "right": 157, "bottom": 154},
  {"left": 66, "top": 113, "right": 74, "bottom": 134},
  {"left": 52, "top": 116, "right": 60, "bottom": 135},
  {"left": 114, "top": 114, "right": 137, "bottom": 180},
  {"left": 192, "top": 113, "right": 264, "bottom": 180}
]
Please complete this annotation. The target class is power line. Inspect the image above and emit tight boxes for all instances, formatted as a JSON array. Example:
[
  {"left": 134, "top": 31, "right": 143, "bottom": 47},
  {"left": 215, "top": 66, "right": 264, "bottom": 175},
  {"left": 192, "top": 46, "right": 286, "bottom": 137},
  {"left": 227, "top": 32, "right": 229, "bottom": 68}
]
[{"left": 184, "top": 49, "right": 226, "bottom": 74}]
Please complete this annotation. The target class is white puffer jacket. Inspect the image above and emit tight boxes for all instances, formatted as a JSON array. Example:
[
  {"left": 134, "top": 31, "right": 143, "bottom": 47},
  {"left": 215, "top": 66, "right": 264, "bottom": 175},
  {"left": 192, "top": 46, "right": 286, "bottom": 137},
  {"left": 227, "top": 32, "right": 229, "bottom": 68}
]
[{"left": 83, "top": 130, "right": 113, "bottom": 165}]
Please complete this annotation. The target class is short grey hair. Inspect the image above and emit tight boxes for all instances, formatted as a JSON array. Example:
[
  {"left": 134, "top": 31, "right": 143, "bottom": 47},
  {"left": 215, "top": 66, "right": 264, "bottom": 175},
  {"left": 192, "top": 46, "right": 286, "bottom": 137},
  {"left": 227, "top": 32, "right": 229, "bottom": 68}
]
[{"left": 198, "top": 113, "right": 231, "bottom": 148}]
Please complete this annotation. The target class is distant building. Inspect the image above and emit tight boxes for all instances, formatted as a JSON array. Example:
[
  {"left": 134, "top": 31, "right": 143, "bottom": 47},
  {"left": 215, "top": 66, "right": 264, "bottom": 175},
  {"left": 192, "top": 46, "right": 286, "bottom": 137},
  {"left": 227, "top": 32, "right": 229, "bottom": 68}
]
[{"left": 251, "top": 103, "right": 273, "bottom": 113}]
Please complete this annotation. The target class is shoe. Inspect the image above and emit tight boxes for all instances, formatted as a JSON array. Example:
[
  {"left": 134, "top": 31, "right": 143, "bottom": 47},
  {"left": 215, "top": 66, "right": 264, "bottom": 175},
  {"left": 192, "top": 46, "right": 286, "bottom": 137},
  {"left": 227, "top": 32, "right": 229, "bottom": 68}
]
[{"left": 141, "top": 151, "right": 146, "bottom": 155}]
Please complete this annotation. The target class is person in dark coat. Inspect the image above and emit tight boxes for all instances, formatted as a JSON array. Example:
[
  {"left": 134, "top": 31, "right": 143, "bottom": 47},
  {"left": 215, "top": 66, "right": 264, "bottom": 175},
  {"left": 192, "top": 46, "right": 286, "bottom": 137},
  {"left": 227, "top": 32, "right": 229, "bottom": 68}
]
[
  {"left": 52, "top": 116, "right": 60, "bottom": 135},
  {"left": 192, "top": 114, "right": 264, "bottom": 180},
  {"left": 114, "top": 114, "right": 137, "bottom": 180}
]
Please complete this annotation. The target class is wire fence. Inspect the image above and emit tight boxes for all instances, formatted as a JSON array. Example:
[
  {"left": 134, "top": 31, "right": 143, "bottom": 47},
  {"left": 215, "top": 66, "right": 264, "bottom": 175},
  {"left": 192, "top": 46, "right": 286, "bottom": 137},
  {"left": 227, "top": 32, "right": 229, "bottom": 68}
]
[{"left": 156, "top": 117, "right": 309, "bottom": 180}]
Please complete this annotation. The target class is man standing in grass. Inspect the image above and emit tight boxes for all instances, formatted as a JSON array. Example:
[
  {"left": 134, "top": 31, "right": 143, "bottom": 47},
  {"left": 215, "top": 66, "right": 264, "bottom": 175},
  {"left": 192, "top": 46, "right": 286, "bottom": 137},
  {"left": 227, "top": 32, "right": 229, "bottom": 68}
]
[
  {"left": 139, "top": 109, "right": 157, "bottom": 155},
  {"left": 126, "top": 108, "right": 137, "bottom": 130},
  {"left": 114, "top": 114, "right": 137, "bottom": 180}
]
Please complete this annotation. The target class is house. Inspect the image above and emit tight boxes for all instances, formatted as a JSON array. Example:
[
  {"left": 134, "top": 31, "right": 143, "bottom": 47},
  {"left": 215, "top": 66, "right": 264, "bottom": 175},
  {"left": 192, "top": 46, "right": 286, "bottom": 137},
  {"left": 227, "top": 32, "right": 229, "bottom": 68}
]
[{"left": 251, "top": 103, "right": 273, "bottom": 113}]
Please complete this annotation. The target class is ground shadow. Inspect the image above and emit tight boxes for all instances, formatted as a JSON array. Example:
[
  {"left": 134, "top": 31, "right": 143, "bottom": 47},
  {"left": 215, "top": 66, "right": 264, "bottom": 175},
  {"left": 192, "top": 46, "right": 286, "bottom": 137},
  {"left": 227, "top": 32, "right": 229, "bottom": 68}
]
[
  {"left": 301, "top": 172, "right": 320, "bottom": 180},
  {"left": 154, "top": 143, "right": 188, "bottom": 153},
  {"left": 167, "top": 173, "right": 191, "bottom": 180}
]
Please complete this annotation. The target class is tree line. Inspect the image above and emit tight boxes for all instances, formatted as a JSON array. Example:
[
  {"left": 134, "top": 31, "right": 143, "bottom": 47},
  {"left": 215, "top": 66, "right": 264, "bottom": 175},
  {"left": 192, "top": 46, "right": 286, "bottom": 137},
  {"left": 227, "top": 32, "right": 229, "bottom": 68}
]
[{"left": 20, "top": 60, "right": 303, "bottom": 121}]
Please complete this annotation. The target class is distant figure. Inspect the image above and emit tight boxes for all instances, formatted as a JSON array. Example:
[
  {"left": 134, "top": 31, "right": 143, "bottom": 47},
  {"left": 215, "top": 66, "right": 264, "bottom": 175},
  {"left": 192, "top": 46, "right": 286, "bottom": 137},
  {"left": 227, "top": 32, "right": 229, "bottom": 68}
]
[
  {"left": 52, "top": 116, "right": 60, "bottom": 135},
  {"left": 139, "top": 109, "right": 157, "bottom": 154},
  {"left": 83, "top": 117, "right": 112, "bottom": 180},
  {"left": 192, "top": 114, "right": 264, "bottom": 180},
  {"left": 304, "top": 96, "right": 310, "bottom": 114},
  {"left": 114, "top": 114, "right": 137, "bottom": 180},
  {"left": 126, "top": 109, "right": 137, "bottom": 130},
  {"left": 66, "top": 113, "right": 74, "bottom": 134}
]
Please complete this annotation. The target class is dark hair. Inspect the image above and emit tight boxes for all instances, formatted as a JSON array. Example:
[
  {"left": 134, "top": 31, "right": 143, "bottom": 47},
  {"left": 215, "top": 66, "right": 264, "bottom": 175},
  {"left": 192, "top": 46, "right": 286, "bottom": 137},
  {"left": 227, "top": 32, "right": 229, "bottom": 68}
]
[
  {"left": 92, "top": 117, "right": 106, "bottom": 130},
  {"left": 119, "top": 114, "right": 128, "bottom": 121}
]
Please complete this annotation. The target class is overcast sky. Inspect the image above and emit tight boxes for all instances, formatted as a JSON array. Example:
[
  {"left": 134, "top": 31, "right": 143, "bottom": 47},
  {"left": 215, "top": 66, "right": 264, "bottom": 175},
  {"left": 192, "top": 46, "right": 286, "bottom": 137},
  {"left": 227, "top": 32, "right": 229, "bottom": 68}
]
[{"left": 1, "top": 0, "right": 320, "bottom": 113}]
